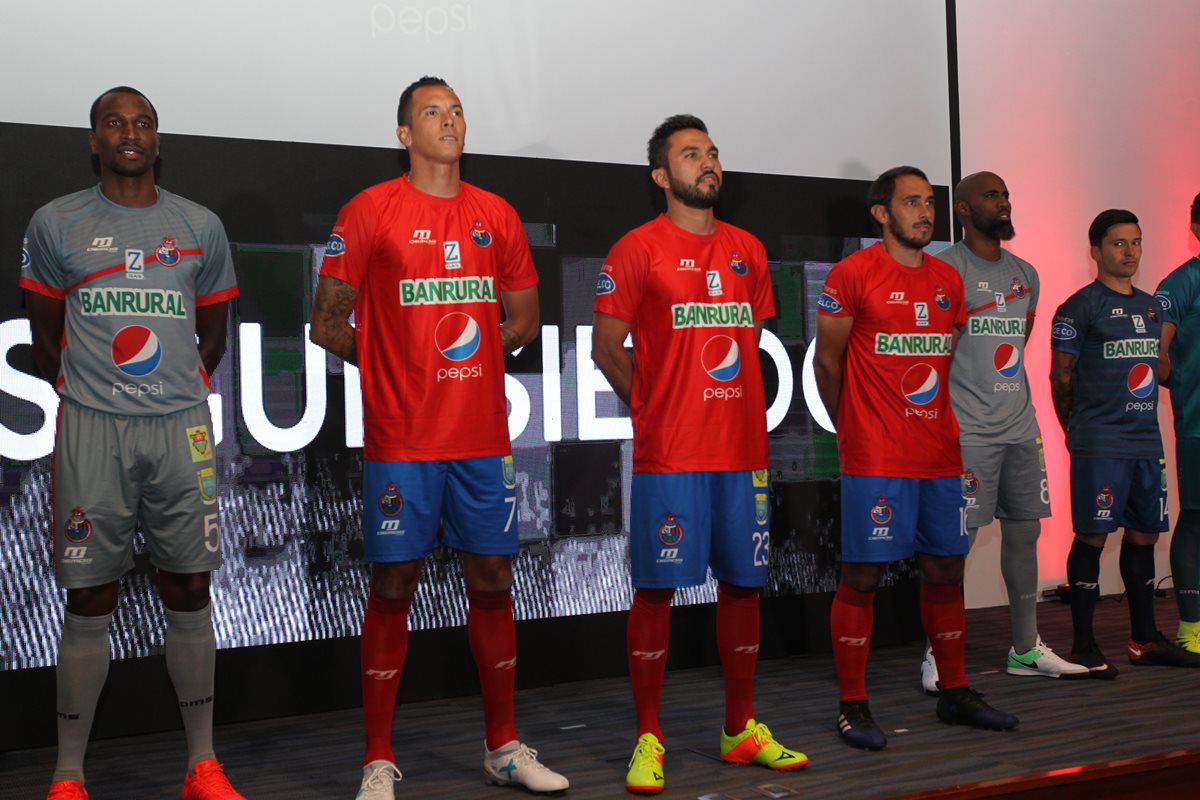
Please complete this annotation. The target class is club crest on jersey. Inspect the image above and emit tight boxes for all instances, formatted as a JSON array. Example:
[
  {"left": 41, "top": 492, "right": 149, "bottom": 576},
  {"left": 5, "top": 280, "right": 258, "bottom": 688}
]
[
  {"left": 64, "top": 507, "right": 93, "bottom": 543},
  {"left": 1127, "top": 363, "right": 1155, "bottom": 398},
  {"left": 595, "top": 273, "right": 616, "bottom": 295},
  {"left": 186, "top": 425, "right": 213, "bottom": 462},
  {"left": 962, "top": 470, "right": 979, "bottom": 497},
  {"left": 658, "top": 513, "right": 684, "bottom": 546},
  {"left": 701, "top": 335, "right": 741, "bottom": 382},
  {"left": 934, "top": 286, "right": 950, "bottom": 311},
  {"left": 111, "top": 325, "right": 162, "bottom": 377},
  {"left": 155, "top": 236, "right": 181, "bottom": 267},
  {"left": 728, "top": 251, "right": 748, "bottom": 276},
  {"left": 1011, "top": 277, "right": 1026, "bottom": 298},
  {"left": 993, "top": 342, "right": 1021, "bottom": 379},
  {"left": 752, "top": 469, "right": 769, "bottom": 488},
  {"left": 1147, "top": 303, "right": 1159, "bottom": 323},
  {"left": 901, "top": 363, "right": 939, "bottom": 405},
  {"left": 470, "top": 220, "right": 493, "bottom": 248},
  {"left": 435, "top": 312, "right": 481, "bottom": 361},
  {"left": 197, "top": 467, "right": 217, "bottom": 504},
  {"left": 325, "top": 233, "right": 346, "bottom": 257},
  {"left": 754, "top": 493, "right": 769, "bottom": 525},
  {"left": 501, "top": 455, "right": 516, "bottom": 489},
  {"left": 379, "top": 482, "right": 403, "bottom": 516},
  {"left": 870, "top": 497, "right": 893, "bottom": 525},
  {"left": 1096, "top": 485, "right": 1114, "bottom": 510}
]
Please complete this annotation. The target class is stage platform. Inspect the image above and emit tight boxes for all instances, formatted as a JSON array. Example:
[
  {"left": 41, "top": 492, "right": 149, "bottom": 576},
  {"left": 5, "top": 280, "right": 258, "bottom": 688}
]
[{"left": 3, "top": 596, "right": 1196, "bottom": 799}]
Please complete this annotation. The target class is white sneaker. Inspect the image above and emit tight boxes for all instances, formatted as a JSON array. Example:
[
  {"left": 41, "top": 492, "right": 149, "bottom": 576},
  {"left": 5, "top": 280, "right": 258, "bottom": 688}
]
[
  {"left": 920, "top": 644, "right": 939, "bottom": 696},
  {"left": 484, "top": 740, "right": 569, "bottom": 793},
  {"left": 1006, "top": 637, "right": 1090, "bottom": 679},
  {"left": 356, "top": 760, "right": 401, "bottom": 799}
]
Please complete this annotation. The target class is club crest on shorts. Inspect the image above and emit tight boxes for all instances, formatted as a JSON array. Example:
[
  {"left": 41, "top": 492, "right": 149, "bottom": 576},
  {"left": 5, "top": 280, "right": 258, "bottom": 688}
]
[
  {"left": 658, "top": 513, "right": 684, "bottom": 546},
  {"left": 961, "top": 469, "right": 979, "bottom": 497},
  {"left": 869, "top": 496, "right": 893, "bottom": 525},
  {"left": 196, "top": 467, "right": 217, "bottom": 505},
  {"left": 754, "top": 492, "right": 769, "bottom": 525},
  {"left": 728, "top": 251, "right": 748, "bottom": 276},
  {"left": 752, "top": 469, "right": 769, "bottom": 488},
  {"left": 501, "top": 455, "right": 516, "bottom": 489},
  {"left": 1096, "top": 485, "right": 1114, "bottom": 510},
  {"left": 470, "top": 219, "right": 493, "bottom": 248},
  {"left": 155, "top": 236, "right": 181, "bottom": 267},
  {"left": 64, "top": 507, "right": 93, "bottom": 542},
  {"left": 1011, "top": 277, "right": 1026, "bottom": 298},
  {"left": 934, "top": 286, "right": 951, "bottom": 311},
  {"left": 186, "top": 425, "right": 212, "bottom": 462},
  {"left": 379, "top": 482, "right": 403, "bottom": 517}
]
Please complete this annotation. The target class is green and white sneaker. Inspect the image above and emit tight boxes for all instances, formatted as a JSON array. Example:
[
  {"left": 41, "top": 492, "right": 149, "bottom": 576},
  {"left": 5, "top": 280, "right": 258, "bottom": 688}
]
[{"left": 1007, "top": 637, "right": 1089, "bottom": 679}]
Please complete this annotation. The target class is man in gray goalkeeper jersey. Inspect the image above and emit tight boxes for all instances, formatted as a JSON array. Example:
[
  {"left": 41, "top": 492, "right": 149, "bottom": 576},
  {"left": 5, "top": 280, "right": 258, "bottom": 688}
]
[
  {"left": 921, "top": 171, "right": 1087, "bottom": 690},
  {"left": 20, "top": 87, "right": 245, "bottom": 800}
]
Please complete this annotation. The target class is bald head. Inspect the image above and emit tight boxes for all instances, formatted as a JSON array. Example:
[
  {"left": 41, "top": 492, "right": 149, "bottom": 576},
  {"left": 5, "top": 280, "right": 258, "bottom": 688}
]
[{"left": 953, "top": 171, "right": 1014, "bottom": 240}]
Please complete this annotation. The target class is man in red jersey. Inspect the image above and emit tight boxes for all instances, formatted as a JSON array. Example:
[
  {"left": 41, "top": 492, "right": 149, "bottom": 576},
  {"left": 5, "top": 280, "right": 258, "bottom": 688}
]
[
  {"left": 310, "top": 76, "right": 567, "bottom": 799},
  {"left": 593, "top": 115, "right": 808, "bottom": 796},
  {"left": 814, "top": 166, "right": 1019, "bottom": 750}
]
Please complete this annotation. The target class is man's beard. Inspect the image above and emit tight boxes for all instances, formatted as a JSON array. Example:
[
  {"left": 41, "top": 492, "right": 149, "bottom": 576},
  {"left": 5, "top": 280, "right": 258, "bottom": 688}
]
[
  {"left": 667, "top": 168, "right": 720, "bottom": 209},
  {"left": 977, "top": 213, "right": 1015, "bottom": 241},
  {"left": 888, "top": 214, "right": 932, "bottom": 250}
]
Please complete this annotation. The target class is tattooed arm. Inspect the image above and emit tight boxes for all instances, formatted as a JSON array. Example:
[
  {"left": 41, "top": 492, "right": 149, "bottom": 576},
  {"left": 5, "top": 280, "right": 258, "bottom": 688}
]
[{"left": 310, "top": 275, "right": 359, "bottom": 365}]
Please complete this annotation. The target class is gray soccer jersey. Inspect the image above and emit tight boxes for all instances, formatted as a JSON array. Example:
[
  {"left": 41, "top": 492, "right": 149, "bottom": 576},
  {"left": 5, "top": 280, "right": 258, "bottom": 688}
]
[
  {"left": 943, "top": 243, "right": 1041, "bottom": 445},
  {"left": 20, "top": 186, "right": 237, "bottom": 415}
]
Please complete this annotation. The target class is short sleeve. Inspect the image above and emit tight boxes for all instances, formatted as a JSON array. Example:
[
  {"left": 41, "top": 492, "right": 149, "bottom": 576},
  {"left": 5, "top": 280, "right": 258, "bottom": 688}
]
[
  {"left": 749, "top": 238, "right": 774, "bottom": 321},
  {"left": 951, "top": 270, "right": 967, "bottom": 328},
  {"left": 319, "top": 191, "right": 378, "bottom": 290},
  {"left": 593, "top": 232, "right": 647, "bottom": 324},
  {"left": 497, "top": 202, "right": 538, "bottom": 293},
  {"left": 19, "top": 206, "right": 67, "bottom": 299},
  {"left": 1051, "top": 293, "right": 1087, "bottom": 356},
  {"left": 1155, "top": 268, "right": 1194, "bottom": 328},
  {"left": 195, "top": 214, "right": 238, "bottom": 305},
  {"left": 1026, "top": 262, "right": 1041, "bottom": 319},
  {"left": 817, "top": 257, "right": 860, "bottom": 318}
]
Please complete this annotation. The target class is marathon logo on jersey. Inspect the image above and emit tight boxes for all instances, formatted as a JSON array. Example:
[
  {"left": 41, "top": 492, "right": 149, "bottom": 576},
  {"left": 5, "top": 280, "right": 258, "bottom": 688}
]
[
  {"left": 1051, "top": 321, "right": 1077, "bottom": 341},
  {"left": 324, "top": 233, "right": 346, "bottom": 256},
  {"left": 443, "top": 240, "right": 462, "bottom": 269},
  {"left": 197, "top": 467, "right": 217, "bottom": 505},
  {"left": 752, "top": 469, "right": 769, "bottom": 488},
  {"left": 81, "top": 287, "right": 188, "bottom": 319},
  {"left": 1104, "top": 339, "right": 1158, "bottom": 359},
  {"left": 595, "top": 272, "right": 616, "bottom": 296},
  {"left": 976, "top": 281, "right": 990, "bottom": 292},
  {"left": 656, "top": 512, "right": 684, "bottom": 564},
  {"left": 379, "top": 481, "right": 403, "bottom": 517},
  {"left": 87, "top": 236, "right": 118, "bottom": 253},
  {"left": 64, "top": 507, "right": 93, "bottom": 543},
  {"left": 110, "top": 325, "right": 162, "bottom": 379},
  {"left": 677, "top": 258, "right": 700, "bottom": 272},
  {"left": 969, "top": 316, "right": 1024, "bottom": 337},
  {"left": 728, "top": 251, "right": 748, "bottom": 276},
  {"left": 671, "top": 302, "right": 753, "bottom": 329},
  {"left": 874, "top": 333, "right": 952, "bottom": 356},
  {"left": 61, "top": 545, "right": 91, "bottom": 564},
  {"left": 470, "top": 219, "right": 493, "bottom": 248},
  {"left": 1110, "top": 307, "right": 1126, "bottom": 317},
  {"left": 914, "top": 302, "right": 929, "bottom": 327},
  {"left": 21, "top": 239, "right": 31, "bottom": 269},
  {"left": 993, "top": 342, "right": 1022, "bottom": 380},
  {"left": 435, "top": 312, "right": 483, "bottom": 381},
  {"left": 124, "top": 249, "right": 145, "bottom": 280},
  {"left": 155, "top": 236, "right": 182, "bottom": 267},
  {"left": 409, "top": 229, "right": 436, "bottom": 245},
  {"left": 501, "top": 455, "right": 516, "bottom": 489},
  {"left": 934, "top": 287, "right": 950, "bottom": 311},
  {"left": 887, "top": 291, "right": 906, "bottom": 305},
  {"left": 1125, "top": 363, "right": 1156, "bottom": 411},
  {"left": 706, "top": 270, "right": 724, "bottom": 297},
  {"left": 1011, "top": 277, "right": 1026, "bottom": 299},
  {"left": 399, "top": 276, "right": 496, "bottom": 306},
  {"left": 754, "top": 493, "right": 769, "bottom": 525},
  {"left": 186, "top": 425, "right": 213, "bottom": 462},
  {"left": 817, "top": 291, "right": 842, "bottom": 314},
  {"left": 901, "top": 363, "right": 940, "bottom": 417}
]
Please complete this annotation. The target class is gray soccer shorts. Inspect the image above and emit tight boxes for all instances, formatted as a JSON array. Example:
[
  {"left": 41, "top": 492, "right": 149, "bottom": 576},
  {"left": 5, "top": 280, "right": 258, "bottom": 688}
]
[
  {"left": 53, "top": 399, "right": 223, "bottom": 588},
  {"left": 960, "top": 437, "right": 1051, "bottom": 529}
]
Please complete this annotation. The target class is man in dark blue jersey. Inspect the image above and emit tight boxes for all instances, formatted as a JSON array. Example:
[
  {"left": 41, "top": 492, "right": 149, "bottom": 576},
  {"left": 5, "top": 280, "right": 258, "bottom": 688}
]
[{"left": 1050, "top": 209, "right": 1200, "bottom": 676}]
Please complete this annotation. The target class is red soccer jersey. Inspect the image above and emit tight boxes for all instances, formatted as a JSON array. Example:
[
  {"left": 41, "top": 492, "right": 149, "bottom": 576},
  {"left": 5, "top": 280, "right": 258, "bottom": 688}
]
[
  {"left": 320, "top": 176, "right": 537, "bottom": 461},
  {"left": 594, "top": 215, "right": 775, "bottom": 473},
  {"left": 818, "top": 243, "right": 966, "bottom": 477}
]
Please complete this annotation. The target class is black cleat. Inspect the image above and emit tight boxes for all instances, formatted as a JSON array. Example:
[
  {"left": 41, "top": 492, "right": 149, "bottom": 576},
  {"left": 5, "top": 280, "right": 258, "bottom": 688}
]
[
  {"left": 936, "top": 686, "right": 1019, "bottom": 731},
  {"left": 1128, "top": 632, "right": 1200, "bottom": 667},
  {"left": 1070, "top": 639, "right": 1119, "bottom": 680},
  {"left": 837, "top": 700, "right": 887, "bottom": 750}
]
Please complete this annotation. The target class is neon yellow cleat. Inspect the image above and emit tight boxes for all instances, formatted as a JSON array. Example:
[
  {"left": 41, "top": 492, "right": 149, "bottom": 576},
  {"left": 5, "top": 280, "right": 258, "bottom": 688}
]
[
  {"left": 1176, "top": 619, "right": 1200, "bottom": 654},
  {"left": 625, "top": 732, "right": 665, "bottom": 795},
  {"left": 720, "top": 718, "right": 809, "bottom": 771}
]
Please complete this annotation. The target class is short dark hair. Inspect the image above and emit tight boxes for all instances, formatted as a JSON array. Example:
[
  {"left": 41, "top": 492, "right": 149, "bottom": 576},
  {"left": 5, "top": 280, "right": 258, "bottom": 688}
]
[
  {"left": 397, "top": 76, "right": 451, "bottom": 127},
  {"left": 647, "top": 114, "right": 708, "bottom": 170},
  {"left": 89, "top": 86, "right": 158, "bottom": 131},
  {"left": 867, "top": 166, "right": 928, "bottom": 211},
  {"left": 1088, "top": 209, "right": 1139, "bottom": 246},
  {"left": 1191, "top": 192, "right": 1200, "bottom": 225}
]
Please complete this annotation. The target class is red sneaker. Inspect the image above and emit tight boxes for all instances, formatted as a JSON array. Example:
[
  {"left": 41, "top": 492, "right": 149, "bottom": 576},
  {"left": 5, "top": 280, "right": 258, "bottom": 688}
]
[
  {"left": 182, "top": 759, "right": 246, "bottom": 800},
  {"left": 46, "top": 781, "right": 88, "bottom": 800}
]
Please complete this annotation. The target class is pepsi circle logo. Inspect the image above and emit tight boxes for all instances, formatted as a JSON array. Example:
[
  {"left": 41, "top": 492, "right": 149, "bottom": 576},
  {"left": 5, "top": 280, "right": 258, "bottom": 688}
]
[
  {"left": 1127, "top": 363, "right": 1155, "bottom": 398},
  {"left": 435, "top": 313, "right": 481, "bottom": 362},
  {"left": 111, "top": 325, "right": 162, "bottom": 377},
  {"left": 901, "top": 364, "right": 939, "bottom": 406},
  {"left": 701, "top": 336, "right": 741, "bottom": 382},
  {"left": 993, "top": 343, "right": 1021, "bottom": 379}
]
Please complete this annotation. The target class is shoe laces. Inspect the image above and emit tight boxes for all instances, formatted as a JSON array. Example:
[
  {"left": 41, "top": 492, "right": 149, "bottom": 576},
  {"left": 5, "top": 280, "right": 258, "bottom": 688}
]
[
  {"left": 362, "top": 762, "right": 402, "bottom": 789},
  {"left": 947, "top": 686, "right": 990, "bottom": 709},
  {"left": 631, "top": 736, "right": 665, "bottom": 768},
  {"left": 748, "top": 720, "right": 777, "bottom": 746},
  {"left": 506, "top": 743, "right": 551, "bottom": 772}
]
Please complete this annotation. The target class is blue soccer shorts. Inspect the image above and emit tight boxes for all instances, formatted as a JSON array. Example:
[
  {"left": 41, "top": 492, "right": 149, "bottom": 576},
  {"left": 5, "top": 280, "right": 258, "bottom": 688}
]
[
  {"left": 1070, "top": 456, "right": 1168, "bottom": 534},
  {"left": 840, "top": 475, "right": 967, "bottom": 563}
]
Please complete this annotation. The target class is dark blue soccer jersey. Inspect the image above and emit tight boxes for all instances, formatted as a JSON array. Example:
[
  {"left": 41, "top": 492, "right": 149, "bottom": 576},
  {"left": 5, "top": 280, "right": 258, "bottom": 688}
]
[{"left": 1051, "top": 281, "right": 1163, "bottom": 458}]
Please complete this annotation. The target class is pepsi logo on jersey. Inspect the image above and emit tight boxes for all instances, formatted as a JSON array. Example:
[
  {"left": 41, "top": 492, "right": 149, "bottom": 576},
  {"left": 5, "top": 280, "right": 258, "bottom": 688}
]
[{"left": 435, "top": 312, "right": 482, "bottom": 382}]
